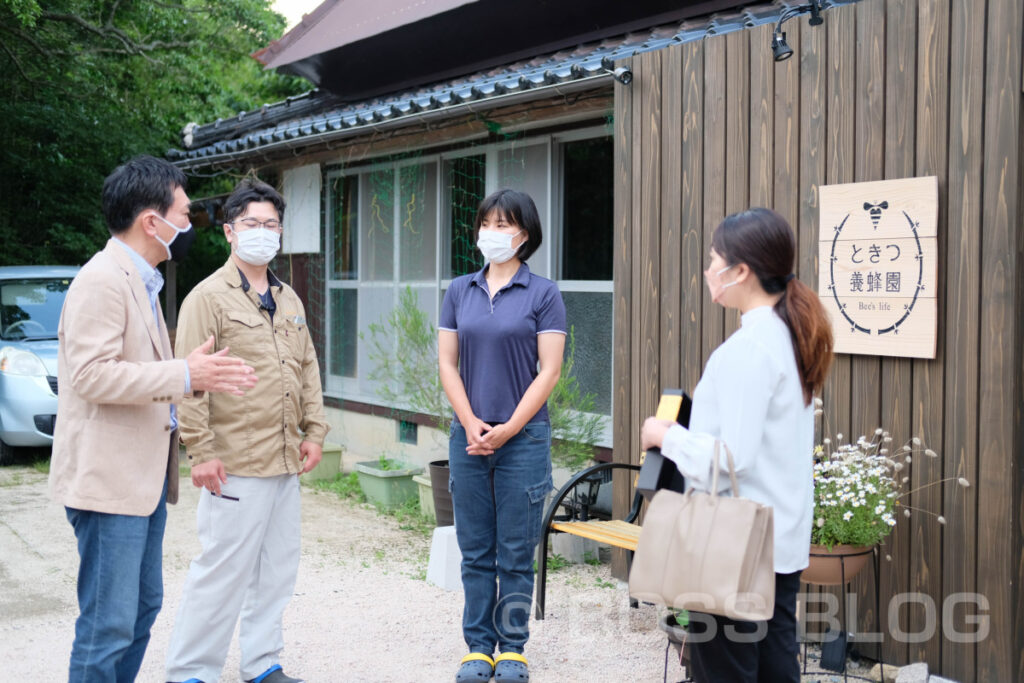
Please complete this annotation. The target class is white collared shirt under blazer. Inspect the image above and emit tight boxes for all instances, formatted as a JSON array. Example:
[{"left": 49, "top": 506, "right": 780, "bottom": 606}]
[{"left": 661, "top": 305, "right": 814, "bottom": 574}]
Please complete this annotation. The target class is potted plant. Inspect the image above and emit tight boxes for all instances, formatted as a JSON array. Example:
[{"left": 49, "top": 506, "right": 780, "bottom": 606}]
[
  {"left": 658, "top": 609, "right": 692, "bottom": 677},
  {"left": 546, "top": 327, "right": 605, "bottom": 472},
  {"left": 806, "top": 398, "right": 970, "bottom": 585},
  {"left": 354, "top": 453, "right": 424, "bottom": 510}
]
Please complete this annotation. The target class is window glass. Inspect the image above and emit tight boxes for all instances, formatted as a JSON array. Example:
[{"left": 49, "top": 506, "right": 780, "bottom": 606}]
[
  {"left": 445, "top": 155, "right": 485, "bottom": 277},
  {"left": 0, "top": 278, "right": 71, "bottom": 340},
  {"left": 561, "top": 291, "right": 613, "bottom": 415},
  {"left": 360, "top": 170, "right": 395, "bottom": 281},
  {"left": 358, "top": 285, "right": 396, "bottom": 397},
  {"left": 329, "top": 288, "right": 358, "bottom": 377},
  {"left": 329, "top": 175, "right": 357, "bottom": 280},
  {"left": 399, "top": 163, "right": 437, "bottom": 280},
  {"left": 561, "top": 137, "right": 613, "bottom": 280},
  {"left": 498, "top": 143, "right": 550, "bottom": 277}
]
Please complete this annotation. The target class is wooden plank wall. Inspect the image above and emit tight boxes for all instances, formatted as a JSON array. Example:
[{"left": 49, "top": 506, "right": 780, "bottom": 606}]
[{"left": 609, "top": 0, "right": 1022, "bottom": 680}]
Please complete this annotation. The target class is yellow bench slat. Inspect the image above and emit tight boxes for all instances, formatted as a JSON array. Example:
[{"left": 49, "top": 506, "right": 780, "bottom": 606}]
[{"left": 550, "top": 519, "right": 641, "bottom": 551}]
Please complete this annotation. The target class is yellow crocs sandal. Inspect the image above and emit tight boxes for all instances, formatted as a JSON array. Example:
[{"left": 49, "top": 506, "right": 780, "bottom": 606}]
[
  {"left": 456, "top": 653, "right": 495, "bottom": 683},
  {"left": 494, "top": 652, "right": 528, "bottom": 682}
]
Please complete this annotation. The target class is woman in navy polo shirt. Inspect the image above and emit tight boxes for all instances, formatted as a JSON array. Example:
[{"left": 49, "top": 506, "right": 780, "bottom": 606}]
[{"left": 439, "top": 189, "right": 566, "bottom": 683}]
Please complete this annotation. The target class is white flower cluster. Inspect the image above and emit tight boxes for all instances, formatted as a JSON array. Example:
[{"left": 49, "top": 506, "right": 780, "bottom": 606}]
[
  {"left": 812, "top": 428, "right": 901, "bottom": 547},
  {"left": 811, "top": 398, "right": 967, "bottom": 551}
]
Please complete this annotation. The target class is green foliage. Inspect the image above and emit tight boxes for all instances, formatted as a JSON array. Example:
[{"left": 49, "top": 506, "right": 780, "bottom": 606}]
[
  {"left": 547, "top": 327, "right": 604, "bottom": 470},
  {"left": 3, "top": 0, "right": 38, "bottom": 25},
  {"left": 544, "top": 553, "right": 570, "bottom": 573},
  {"left": 0, "top": 0, "right": 307, "bottom": 269},
  {"left": 374, "top": 454, "right": 407, "bottom": 472},
  {"left": 31, "top": 458, "right": 49, "bottom": 474},
  {"left": 313, "top": 472, "right": 366, "bottom": 503},
  {"left": 669, "top": 609, "right": 690, "bottom": 629},
  {"left": 386, "top": 495, "right": 434, "bottom": 538},
  {"left": 311, "top": 471, "right": 433, "bottom": 537},
  {"left": 363, "top": 285, "right": 451, "bottom": 433}
]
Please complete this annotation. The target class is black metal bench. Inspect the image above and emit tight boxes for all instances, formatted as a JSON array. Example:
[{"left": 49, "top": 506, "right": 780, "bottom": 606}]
[{"left": 534, "top": 461, "right": 643, "bottom": 619}]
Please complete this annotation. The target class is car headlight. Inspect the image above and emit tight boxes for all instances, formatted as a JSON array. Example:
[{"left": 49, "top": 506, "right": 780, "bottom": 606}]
[{"left": 0, "top": 346, "right": 49, "bottom": 376}]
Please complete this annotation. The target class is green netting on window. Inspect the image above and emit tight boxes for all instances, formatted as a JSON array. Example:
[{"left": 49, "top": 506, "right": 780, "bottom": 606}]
[{"left": 446, "top": 154, "right": 486, "bottom": 278}]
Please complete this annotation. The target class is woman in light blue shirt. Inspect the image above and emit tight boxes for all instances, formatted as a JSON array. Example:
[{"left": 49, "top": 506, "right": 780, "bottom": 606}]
[{"left": 642, "top": 207, "right": 834, "bottom": 683}]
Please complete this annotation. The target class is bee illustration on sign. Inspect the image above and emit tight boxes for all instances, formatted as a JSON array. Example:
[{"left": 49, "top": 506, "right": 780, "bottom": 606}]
[
  {"left": 863, "top": 201, "right": 888, "bottom": 228},
  {"left": 827, "top": 209, "right": 924, "bottom": 336}
]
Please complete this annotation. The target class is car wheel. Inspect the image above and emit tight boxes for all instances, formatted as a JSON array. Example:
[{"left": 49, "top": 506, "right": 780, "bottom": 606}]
[{"left": 0, "top": 438, "right": 15, "bottom": 466}]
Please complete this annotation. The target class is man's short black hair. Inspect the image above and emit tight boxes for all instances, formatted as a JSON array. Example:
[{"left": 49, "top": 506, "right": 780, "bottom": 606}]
[
  {"left": 473, "top": 189, "right": 542, "bottom": 261},
  {"left": 223, "top": 178, "right": 286, "bottom": 224},
  {"left": 101, "top": 155, "right": 188, "bottom": 236}
]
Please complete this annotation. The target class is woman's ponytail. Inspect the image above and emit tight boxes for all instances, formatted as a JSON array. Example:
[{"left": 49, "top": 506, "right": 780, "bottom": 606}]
[{"left": 774, "top": 277, "right": 833, "bottom": 405}]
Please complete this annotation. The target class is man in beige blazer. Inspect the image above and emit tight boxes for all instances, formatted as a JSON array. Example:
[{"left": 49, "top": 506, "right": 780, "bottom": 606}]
[{"left": 49, "top": 155, "right": 257, "bottom": 683}]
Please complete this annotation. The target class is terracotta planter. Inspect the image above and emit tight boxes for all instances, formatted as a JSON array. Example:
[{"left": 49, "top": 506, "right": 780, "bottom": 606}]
[{"left": 803, "top": 544, "right": 874, "bottom": 585}]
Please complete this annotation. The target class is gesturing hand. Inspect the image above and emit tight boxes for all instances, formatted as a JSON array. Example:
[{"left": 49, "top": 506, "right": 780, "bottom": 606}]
[{"left": 186, "top": 336, "right": 258, "bottom": 395}]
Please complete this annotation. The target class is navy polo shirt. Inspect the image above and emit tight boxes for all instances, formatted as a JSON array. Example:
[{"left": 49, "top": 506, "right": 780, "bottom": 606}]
[{"left": 440, "top": 262, "right": 567, "bottom": 425}]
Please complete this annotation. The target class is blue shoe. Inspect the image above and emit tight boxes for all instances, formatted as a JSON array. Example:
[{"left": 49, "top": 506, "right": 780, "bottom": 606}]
[
  {"left": 494, "top": 652, "right": 529, "bottom": 682},
  {"left": 456, "top": 653, "right": 495, "bottom": 682},
  {"left": 246, "top": 664, "right": 304, "bottom": 683}
]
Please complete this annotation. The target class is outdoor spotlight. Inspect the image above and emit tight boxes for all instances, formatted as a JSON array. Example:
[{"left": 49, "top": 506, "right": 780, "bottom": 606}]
[
  {"left": 770, "top": 0, "right": 825, "bottom": 62},
  {"left": 772, "top": 31, "right": 794, "bottom": 62},
  {"left": 609, "top": 66, "right": 633, "bottom": 85}
]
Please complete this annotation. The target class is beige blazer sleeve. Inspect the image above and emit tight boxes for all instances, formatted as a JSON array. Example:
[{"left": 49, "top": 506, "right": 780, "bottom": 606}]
[{"left": 173, "top": 286, "right": 219, "bottom": 465}]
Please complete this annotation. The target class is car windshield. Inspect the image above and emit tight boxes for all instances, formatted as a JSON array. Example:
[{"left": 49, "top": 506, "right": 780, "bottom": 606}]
[{"left": 0, "top": 278, "right": 72, "bottom": 340}]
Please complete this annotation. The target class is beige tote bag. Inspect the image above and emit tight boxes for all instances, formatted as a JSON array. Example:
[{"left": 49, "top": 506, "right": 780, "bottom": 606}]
[{"left": 628, "top": 441, "right": 775, "bottom": 621}]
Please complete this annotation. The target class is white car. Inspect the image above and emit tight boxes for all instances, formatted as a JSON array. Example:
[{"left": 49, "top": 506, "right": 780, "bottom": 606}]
[{"left": 0, "top": 265, "right": 80, "bottom": 463}]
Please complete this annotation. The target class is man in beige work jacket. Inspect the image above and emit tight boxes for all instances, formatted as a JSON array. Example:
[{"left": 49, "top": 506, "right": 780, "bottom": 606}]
[{"left": 166, "top": 178, "right": 330, "bottom": 683}]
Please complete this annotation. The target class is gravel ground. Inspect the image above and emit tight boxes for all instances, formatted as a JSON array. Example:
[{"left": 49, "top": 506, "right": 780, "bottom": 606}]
[{"left": 0, "top": 465, "right": 871, "bottom": 682}]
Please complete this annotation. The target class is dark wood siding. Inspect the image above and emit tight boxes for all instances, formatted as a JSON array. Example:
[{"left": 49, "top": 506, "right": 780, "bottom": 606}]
[{"left": 610, "top": 1, "right": 1023, "bottom": 680}]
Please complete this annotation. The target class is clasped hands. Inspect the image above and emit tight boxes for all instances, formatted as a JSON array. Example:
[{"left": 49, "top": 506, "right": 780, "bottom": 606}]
[{"left": 463, "top": 417, "right": 516, "bottom": 455}]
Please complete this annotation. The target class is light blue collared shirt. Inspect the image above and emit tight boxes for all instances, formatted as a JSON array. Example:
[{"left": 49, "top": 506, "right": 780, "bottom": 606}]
[{"left": 113, "top": 239, "right": 189, "bottom": 430}]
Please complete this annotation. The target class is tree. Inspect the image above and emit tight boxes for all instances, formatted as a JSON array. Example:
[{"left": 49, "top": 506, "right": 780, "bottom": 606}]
[{"left": 0, "top": 0, "right": 307, "bottom": 268}]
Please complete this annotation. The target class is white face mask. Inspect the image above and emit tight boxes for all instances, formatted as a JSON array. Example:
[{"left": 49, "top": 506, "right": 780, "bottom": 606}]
[
  {"left": 705, "top": 263, "right": 738, "bottom": 303},
  {"left": 150, "top": 213, "right": 195, "bottom": 263},
  {"left": 231, "top": 226, "right": 280, "bottom": 266},
  {"left": 477, "top": 229, "right": 524, "bottom": 264}
]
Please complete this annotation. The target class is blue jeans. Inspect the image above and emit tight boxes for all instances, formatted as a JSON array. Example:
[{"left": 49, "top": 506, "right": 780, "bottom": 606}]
[
  {"left": 65, "top": 480, "right": 167, "bottom": 683},
  {"left": 449, "top": 422, "right": 553, "bottom": 655}
]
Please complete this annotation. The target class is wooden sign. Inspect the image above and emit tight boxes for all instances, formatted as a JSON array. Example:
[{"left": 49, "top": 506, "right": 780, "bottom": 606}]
[{"left": 818, "top": 176, "right": 938, "bottom": 358}]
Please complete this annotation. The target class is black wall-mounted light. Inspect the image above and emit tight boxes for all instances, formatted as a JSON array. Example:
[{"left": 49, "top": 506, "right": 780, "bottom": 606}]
[{"left": 772, "top": 0, "right": 826, "bottom": 62}]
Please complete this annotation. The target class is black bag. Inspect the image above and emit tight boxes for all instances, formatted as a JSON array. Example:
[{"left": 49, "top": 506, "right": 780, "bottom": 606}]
[{"left": 636, "top": 389, "right": 692, "bottom": 501}]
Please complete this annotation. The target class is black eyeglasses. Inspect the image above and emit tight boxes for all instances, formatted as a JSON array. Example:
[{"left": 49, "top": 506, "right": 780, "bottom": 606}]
[{"left": 231, "top": 218, "right": 283, "bottom": 232}]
